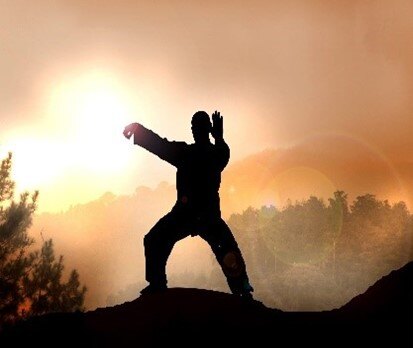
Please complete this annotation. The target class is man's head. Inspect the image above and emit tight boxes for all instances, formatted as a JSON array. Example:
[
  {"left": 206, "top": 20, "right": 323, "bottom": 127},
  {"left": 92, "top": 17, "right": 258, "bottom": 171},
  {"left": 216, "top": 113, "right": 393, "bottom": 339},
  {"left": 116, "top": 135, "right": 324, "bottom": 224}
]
[{"left": 191, "top": 111, "right": 212, "bottom": 143}]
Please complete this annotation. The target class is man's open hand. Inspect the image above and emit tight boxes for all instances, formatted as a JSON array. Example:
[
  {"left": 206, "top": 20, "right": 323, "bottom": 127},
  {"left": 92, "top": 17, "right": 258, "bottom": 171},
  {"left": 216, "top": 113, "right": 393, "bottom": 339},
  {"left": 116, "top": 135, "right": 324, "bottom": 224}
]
[
  {"left": 123, "top": 123, "right": 140, "bottom": 139},
  {"left": 211, "top": 111, "right": 223, "bottom": 140}
]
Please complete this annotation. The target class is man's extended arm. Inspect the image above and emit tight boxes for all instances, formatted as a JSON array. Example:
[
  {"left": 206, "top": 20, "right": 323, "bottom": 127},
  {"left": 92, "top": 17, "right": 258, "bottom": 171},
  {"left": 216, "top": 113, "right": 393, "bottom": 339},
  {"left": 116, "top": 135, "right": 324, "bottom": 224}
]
[
  {"left": 211, "top": 111, "right": 230, "bottom": 170},
  {"left": 123, "top": 123, "right": 184, "bottom": 167}
]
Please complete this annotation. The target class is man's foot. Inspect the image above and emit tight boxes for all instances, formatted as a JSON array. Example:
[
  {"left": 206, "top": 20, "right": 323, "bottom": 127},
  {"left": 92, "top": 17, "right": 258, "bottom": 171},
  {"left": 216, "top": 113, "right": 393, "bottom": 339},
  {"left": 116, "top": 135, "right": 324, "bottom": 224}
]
[
  {"left": 140, "top": 283, "right": 167, "bottom": 296},
  {"left": 233, "top": 281, "right": 254, "bottom": 300},
  {"left": 238, "top": 291, "right": 254, "bottom": 300}
]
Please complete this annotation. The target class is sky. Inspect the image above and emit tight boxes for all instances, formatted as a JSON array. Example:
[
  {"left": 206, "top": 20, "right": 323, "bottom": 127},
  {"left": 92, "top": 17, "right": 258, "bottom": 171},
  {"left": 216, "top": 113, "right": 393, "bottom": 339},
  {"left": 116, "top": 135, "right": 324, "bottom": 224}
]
[{"left": 1, "top": 0, "right": 413, "bottom": 213}]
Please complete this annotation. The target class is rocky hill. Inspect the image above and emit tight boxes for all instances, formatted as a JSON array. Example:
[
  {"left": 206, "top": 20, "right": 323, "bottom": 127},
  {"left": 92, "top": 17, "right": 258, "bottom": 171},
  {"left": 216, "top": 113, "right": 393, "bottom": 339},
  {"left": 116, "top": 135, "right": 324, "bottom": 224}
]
[{"left": 1, "top": 262, "right": 412, "bottom": 347}]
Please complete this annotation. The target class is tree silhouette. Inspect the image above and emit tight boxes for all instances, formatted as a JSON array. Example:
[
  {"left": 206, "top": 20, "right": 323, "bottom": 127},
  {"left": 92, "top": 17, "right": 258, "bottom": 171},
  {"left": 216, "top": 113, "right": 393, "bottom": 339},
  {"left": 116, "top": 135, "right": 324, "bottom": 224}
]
[
  {"left": 0, "top": 153, "right": 86, "bottom": 326},
  {"left": 213, "top": 191, "right": 413, "bottom": 310},
  {"left": 23, "top": 240, "right": 86, "bottom": 316}
]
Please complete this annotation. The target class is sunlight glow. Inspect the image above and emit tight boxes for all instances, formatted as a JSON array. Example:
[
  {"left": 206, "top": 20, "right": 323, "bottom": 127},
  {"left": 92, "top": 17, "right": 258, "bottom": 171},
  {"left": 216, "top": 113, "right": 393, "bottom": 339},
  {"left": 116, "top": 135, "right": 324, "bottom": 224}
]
[
  {"left": 47, "top": 69, "right": 133, "bottom": 175},
  {"left": 1, "top": 138, "right": 64, "bottom": 190},
  {"left": 1, "top": 69, "right": 139, "bottom": 212}
]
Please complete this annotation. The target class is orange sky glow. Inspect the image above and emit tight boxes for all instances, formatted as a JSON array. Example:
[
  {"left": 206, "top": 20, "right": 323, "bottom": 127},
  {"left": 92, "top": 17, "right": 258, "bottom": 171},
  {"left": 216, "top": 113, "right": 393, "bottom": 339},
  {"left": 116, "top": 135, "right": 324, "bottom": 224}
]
[
  {"left": 1, "top": 0, "right": 413, "bottom": 213},
  {"left": 2, "top": 0, "right": 413, "bottom": 311}
]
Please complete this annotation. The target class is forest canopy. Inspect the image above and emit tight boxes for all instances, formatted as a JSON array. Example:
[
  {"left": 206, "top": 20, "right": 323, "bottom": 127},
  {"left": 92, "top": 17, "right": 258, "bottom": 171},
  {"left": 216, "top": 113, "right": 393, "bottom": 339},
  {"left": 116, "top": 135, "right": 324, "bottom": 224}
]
[
  {"left": 106, "top": 189, "right": 412, "bottom": 311},
  {"left": 220, "top": 191, "right": 413, "bottom": 310}
]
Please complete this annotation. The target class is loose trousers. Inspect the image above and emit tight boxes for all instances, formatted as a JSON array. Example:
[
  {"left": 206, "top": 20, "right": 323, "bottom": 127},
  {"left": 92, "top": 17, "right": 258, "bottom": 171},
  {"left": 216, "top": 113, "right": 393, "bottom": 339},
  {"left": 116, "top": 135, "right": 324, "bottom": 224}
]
[{"left": 143, "top": 209, "right": 251, "bottom": 294}]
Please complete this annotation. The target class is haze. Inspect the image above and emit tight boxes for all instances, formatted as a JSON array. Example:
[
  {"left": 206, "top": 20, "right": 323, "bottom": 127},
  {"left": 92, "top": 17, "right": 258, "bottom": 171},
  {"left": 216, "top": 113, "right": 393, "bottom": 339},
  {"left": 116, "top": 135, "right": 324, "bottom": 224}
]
[
  {"left": 2, "top": 1, "right": 413, "bottom": 310},
  {"left": 1, "top": 0, "right": 412, "bottom": 213}
]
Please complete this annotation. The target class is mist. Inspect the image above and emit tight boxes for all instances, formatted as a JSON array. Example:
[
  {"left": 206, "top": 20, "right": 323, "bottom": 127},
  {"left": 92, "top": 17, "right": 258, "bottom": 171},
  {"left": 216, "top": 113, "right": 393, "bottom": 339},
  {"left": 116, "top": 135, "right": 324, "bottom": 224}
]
[
  {"left": 29, "top": 140, "right": 413, "bottom": 310},
  {"left": 2, "top": 1, "right": 413, "bottom": 203}
]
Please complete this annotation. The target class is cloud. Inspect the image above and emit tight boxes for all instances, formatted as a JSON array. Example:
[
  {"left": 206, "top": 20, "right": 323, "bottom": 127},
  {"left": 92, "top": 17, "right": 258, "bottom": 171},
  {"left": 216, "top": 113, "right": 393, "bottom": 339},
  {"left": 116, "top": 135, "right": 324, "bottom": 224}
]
[{"left": 2, "top": 1, "right": 412, "bottom": 162}]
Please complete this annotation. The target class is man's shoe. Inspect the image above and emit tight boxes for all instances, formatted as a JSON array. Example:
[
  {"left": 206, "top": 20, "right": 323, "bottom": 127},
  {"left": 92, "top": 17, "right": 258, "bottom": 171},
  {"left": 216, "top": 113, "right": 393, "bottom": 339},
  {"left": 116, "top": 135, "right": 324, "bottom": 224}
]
[
  {"left": 140, "top": 283, "right": 167, "bottom": 296},
  {"left": 233, "top": 280, "right": 254, "bottom": 300},
  {"left": 238, "top": 291, "right": 254, "bottom": 300}
]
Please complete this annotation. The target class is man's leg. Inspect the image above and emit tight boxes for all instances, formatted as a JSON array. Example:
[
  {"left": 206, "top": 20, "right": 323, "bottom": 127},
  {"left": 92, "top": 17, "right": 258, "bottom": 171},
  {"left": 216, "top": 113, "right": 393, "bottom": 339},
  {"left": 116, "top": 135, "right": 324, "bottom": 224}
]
[
  {"left": 142, "top": 212, "right": 187, "bottom": 294},
  {"left": 199, "top": 219, "right": 253, "bottom": 297}
]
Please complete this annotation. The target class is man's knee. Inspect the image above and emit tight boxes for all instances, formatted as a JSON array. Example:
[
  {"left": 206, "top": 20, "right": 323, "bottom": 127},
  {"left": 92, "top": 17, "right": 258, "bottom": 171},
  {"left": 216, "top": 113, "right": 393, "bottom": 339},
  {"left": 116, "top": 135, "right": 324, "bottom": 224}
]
[
  {"left": 144, "top": 228, "right": 163, "bottom": 248},
  {"left": 144, "top": 215, "right": 171, "bottom": 248},
  {"left": 143, "top": 233, "right": 152, "bottom": 248},
  {"left": 221, "top": 250, "right": 245, "bottom": 277}
]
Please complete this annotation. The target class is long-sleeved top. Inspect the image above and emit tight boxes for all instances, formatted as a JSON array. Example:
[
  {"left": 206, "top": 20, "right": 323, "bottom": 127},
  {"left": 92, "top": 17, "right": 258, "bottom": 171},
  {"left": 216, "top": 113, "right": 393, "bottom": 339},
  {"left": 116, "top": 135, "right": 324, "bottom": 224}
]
[{"left": 133, "top": 124, "right": 229, "bottom": 220}]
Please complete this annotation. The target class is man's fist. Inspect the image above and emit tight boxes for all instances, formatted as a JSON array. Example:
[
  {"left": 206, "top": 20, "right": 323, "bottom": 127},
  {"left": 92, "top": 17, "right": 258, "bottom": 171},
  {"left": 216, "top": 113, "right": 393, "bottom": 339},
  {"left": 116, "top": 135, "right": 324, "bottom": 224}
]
[
  {"left": 123, "top": 123, "right": 140, "bottom": 139},
  {"left": 211, "top": 111, "right": 223, "bottom": 140}
]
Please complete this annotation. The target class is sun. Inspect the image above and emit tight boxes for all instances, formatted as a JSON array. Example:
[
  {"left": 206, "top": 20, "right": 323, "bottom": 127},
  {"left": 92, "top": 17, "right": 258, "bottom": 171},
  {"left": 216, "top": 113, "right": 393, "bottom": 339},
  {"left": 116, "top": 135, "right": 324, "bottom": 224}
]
[
  {"left": 48, "top": 69, "right": 135, "bottom": 175},
  {"left": 1, "top": 69, "right": 139, "bottom": 213}
]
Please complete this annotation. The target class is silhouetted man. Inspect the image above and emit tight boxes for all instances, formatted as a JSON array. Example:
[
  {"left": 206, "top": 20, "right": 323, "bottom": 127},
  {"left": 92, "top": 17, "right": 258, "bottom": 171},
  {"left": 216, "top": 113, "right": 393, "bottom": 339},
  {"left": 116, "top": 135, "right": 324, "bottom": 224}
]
[{"left": 123, "top": 111, "right": 253, "bottom": 298}]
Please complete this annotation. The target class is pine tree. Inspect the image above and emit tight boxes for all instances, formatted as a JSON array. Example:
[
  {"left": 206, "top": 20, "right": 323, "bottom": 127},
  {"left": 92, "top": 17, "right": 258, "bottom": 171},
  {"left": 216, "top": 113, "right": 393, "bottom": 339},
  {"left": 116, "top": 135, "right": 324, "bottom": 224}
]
[
  {"left": 0, "top": 153, "right": 38, "bottom": 323},
  {"left": 0, "top": 153, "right": 86, "bottom": 326},
  {"left": 23, "top": 240, "right": 86, "bottom": 316}
]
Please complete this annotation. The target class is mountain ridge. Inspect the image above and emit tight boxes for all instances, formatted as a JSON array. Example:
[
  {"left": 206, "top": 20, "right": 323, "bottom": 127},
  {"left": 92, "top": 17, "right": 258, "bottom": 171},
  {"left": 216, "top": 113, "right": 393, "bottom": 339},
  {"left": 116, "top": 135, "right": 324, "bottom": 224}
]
[{"left": 2, "top": 261, "right": 412, "bottom": 347}]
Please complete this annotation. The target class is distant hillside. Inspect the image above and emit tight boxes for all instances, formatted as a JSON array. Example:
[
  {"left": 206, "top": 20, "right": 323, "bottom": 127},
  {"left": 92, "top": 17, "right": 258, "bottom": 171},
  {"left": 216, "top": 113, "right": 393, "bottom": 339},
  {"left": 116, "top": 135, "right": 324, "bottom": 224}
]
[
  {"left": 1, "top": 261, "right": 412, "bottom": 347},
  {"left": 31, "top": 182, "right": 220, "bottom": 310},
  {"left": 29, "top": 139, "right": 413, "bottom": 310},
  {"left": 221, "top": 135, "right": 413, "bottom": 217}
]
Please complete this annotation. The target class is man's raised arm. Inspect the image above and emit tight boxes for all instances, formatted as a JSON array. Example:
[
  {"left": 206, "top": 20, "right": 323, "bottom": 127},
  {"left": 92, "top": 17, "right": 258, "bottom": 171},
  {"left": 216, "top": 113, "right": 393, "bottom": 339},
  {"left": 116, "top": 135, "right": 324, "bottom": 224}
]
[{"left": 123, "top": 122, "right": 184, "bottom": 167}]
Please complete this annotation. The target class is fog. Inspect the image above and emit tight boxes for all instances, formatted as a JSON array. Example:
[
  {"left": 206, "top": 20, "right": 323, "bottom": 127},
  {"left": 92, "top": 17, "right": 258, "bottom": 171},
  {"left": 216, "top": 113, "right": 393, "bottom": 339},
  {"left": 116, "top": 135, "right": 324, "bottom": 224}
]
[{"left": 30, "top": 139, "right": 413, "bottom": 310}]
